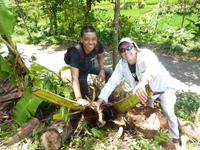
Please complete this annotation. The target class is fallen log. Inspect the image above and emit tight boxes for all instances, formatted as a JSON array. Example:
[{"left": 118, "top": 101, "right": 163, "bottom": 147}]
[
  {"left": 40, "top": 120, "right": 73, "bottom": 150},
  {"left": 0, "top": 117, "right": 41, "bottom": 147},
  {"left": 127, "top": 106, "right": 168, "bottom": 138},
  {"left": 176, "top": 107, "right": 200, "bottom": 143},
  {"left": 178, "top": 117, "right": 200, "bottom": 141}
]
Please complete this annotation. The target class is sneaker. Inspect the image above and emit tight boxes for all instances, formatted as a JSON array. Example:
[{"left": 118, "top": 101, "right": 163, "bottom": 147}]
[{"left": 172, "top": 139, "right": 180, "bottom": 144}]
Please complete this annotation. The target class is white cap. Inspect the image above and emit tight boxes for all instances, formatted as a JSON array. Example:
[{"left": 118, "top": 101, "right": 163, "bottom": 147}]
[{"left": 118, "top": 37, "right": 139, "bottom": 51}]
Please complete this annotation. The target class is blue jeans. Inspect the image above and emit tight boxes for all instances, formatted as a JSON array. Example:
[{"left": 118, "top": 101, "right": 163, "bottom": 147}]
[{"left": 79, "top": 61, "right": 113, "bottom": 99}]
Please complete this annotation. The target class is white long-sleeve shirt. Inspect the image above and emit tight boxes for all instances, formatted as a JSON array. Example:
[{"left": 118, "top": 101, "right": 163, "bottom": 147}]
[{"left": 98, "top": 49, "right": 173, "bottom": 102}]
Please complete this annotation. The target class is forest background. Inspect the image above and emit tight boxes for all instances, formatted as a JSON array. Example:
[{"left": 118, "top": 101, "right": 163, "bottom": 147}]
[{"left": 0, "top": 0, "right": 200, "bottom": 149}]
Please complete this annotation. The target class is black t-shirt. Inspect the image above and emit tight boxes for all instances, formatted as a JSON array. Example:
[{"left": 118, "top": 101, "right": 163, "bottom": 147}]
[
  {"left": 70, "top": 40, "right": 104, "bottom": 76},
  {"left": 128, "top": 63, "right": 139, "bottom": 81}
]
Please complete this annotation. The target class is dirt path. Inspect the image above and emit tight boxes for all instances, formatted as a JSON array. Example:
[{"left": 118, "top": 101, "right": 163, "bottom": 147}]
[{"left": 1, "top": 43, "right": 200, "bottom": 94}]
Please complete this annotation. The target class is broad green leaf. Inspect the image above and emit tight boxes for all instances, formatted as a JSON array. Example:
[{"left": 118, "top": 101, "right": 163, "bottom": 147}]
[
  {"left": 30, "top": 63, "right": 45, "bottom": 72},
  {"left": 13, "top": 81, "right": 44, "bottom": 124},
  {"left": 57, "top": 65, "right": 70, "bottom": 75},
  {"left": 0, "top": 0, "right": 15, "bottom": 36},
  {"left": 7, "top": 54, "right": 15, "bottom": 65},
  {"left": 31, "top": 88, "right": 85, "bottom": 111},
  {"left": 0, "top": 54, "right": 12, "bottom": 80},
  {"left": 13, "top": 86, "right": 43, "bottom": 124}
]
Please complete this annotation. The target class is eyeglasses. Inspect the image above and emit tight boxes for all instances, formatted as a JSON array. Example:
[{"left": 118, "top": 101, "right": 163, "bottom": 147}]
[{"left": 119, "top": 46, "right": 134, "bottom": 53}]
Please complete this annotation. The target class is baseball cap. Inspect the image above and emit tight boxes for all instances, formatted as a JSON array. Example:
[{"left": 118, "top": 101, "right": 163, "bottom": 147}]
[{"left": 118, "top": 37, "right": 139, "bottom": 51}]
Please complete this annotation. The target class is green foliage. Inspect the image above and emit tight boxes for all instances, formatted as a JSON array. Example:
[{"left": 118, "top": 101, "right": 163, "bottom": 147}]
[
  {"left": 70, "top": 120, "right": 104, "bottom": 149},
  {"left": 30, "top": 63, "right": 45, "bottom": 71},
  {"left": 60, "top": 106, "right": 70, "bottom": 122},
  {"left": 160, "top": 24, "right": 195, "bottom": 46},
  {"left": 57, "top": 65, "right": 70, "bottom": 77},
  {"left": 0, "top": 54, "right": 12, "bottom": 81},
  {"left": 128, "top": 129, "right": 170, "bottom": 150},
  {"left": 0, "top": 121, "right": 20, "bottom": 141},
  {"left": 154, "top": 129, "right": 170, "bottom": 142},
  {"left": 9, "top": 0, "right": 200, "bottom": 58},
  {"left": 31, "top": 124, "right": 46, "bottom": 149},
  {"left": 128, "top": 137, "right": 154, "bottom": 150},
  {"left": 186, "top": 16, "right": 200, "bottom": 36},
  {"left": 0, "top": 0, "right": 15, "bottom": 36},
  {"left": 13, "top": 82, "right": 44, "bottom": 125},
  {"left": 175, "top": 92, "right": 200, "bottom": 122},
  {"left": 13, "top": 62, "right": 72, "bottom": 125}
]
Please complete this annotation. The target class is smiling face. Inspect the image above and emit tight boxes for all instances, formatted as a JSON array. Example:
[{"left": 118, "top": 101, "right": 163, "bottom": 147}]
[
  {"left": 119, "top": 42, "right": 137, "bottom": 65},
  {"left": 80, "top": 32, "right": 97, "bottom": 54}
]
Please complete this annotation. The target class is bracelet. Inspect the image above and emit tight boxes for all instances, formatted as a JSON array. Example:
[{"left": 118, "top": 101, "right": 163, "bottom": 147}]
[{"left": 100, "top": 68, "right": 104, "bottom": 71}]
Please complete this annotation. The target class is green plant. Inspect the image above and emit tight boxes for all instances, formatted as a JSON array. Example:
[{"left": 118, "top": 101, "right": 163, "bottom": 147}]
[
  {"left": 31, "top": 124, "right": 46, "bottom": 149},
  {"left": 175, "top": 92, "right": 200, "bottom": 122},
  {"left": 128, "top": 137, "right": 154, "bottom": 150},
  {"left": 186, "top": 16, "right": 200, "bottom": 36},
  {"left": 60, "top": 106, "right": 70, "bottom": 123},
  {"left": 0, "top": 0, "right": 15, "bottom": 36},
  {"left": 70, "top": 120, "right": 104, "bottom": 149},
  {"left": 128, "top": 129, "right": 170, "bottom": 150},
  {"left": 13, "top": 83, "right": 44, "bottom": 125},
  {"left": 0, "top": 122, "right": 20, "bottom": 142},
  {"left": 13, "top": 63, "right": 72, "bottom": 125}
]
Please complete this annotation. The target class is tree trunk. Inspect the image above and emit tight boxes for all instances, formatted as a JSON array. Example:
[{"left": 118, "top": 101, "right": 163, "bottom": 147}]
[
  {"left": 15, "top": 0, "right": 32, "bottom": 41},
  {"left": 0, "top": 117, "right": 41, "bottom": 147},
  {"left": 40, "top": 120, "right": 73, "bottom": 150},
  {"left": 127, "top": 106, "right": 168, "bottom": 138},
  {"left": 178, "top": 116, "right": 200, "bottom": 141},
  {"left": 44, "top": 0, "right": 54, "bottom": 36},
  {"left": 153, "top": 0, "right": 161, "bottom": 33},
  {"left": 112, "top": 0, "right": 120, "bottom": 70},
  {"left": 86, "top": 0, "right": 92, "bottom": 26},
  {"left": 181, "top": 0, "right": 186, "bottom": 29}
]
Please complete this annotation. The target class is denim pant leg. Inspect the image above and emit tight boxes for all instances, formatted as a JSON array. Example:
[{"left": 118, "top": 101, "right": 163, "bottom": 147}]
[
  {"left": 159, "top": 87, "right": 179, "bottom": 140},
  {"left": 89, "top": 61, "right": 113, "bottom": 83},
  {"left": 79, "top": 73, "right": 89, "bottom": 99}
]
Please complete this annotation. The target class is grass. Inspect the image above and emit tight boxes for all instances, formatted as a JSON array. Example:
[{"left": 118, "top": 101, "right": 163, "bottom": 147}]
[
  {"left": 0, "top": 122, "right": 19, "bottom": 142},
  {"left": 96, "top": 6, "right": 157, "bottom": 19},
  {"left": 157, "top": 14, "right": 199, "bottom": 30},
  {"left": 97, "top": 0, "right": 161, "bottom": 5},
  {"left": 175, "top": 92, "right": 200, "bottom": 122}
]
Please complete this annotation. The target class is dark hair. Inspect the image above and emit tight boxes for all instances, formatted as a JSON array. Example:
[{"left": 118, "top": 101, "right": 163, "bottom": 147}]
[{"left": 81, "top": 26, "right": 96, "bottom": 37}]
